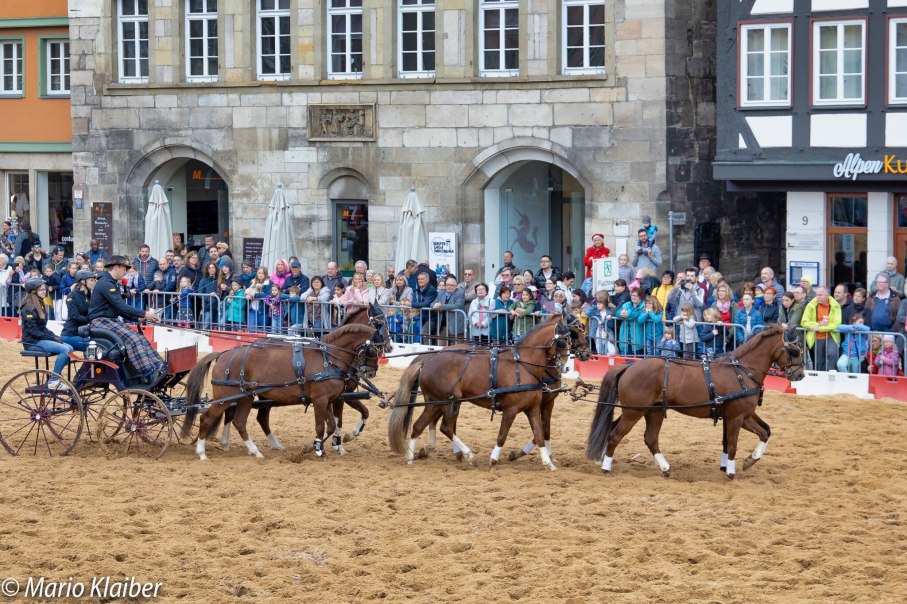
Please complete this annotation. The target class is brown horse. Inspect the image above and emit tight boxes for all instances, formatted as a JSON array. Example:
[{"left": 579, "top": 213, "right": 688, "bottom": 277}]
[
  {"left": 183, "top": 319, "right": 386, "bottom": 461},
  {"left": 585, "top": 324, "right": 804, "bottom": 478},
  {"left": 409, "top": 315, "right": 592, "bottom": 464},
  {"left": 387, "top": 316, "right": 590, "bottom": 470},
  {"left": 216, "top": 305, "right": 386, "bottom": 454}
]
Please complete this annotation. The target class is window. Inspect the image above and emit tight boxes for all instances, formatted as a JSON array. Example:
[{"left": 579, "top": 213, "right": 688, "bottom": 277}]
[
  {"left": 480, "top": 0, "right": 518, "bottom": 76},
  {"left": 740, "top": 24, "right": 790, "bottom": 106},
  {"left": 186, "top": 0, "right": 218, "bottom": 82},
  {"left": 398, "top": 0, "right": 435, "bottom": 78},
  {"left": 0, "top": 40, "right": 23, "bottom": 96},
  {"left": 328, "top": 0, "right": 363, "bottom": 79},
  {"left": 891, "top": 18, "right": 907, "bottom": 104},
  {"left": 827, "top": 194, "right": 867, "bottom": 290},
  {"left": 45, "top": 40, "right": 70, "bottom": 95},
  {"left": 118, "top": 0, "right": 149, "bottom": 82},
  {"left": 562, "top": 0, "right": 605, "bottom": 75},
  {"left": 257, "top": 0, "right": 290, "bottom": 80},
  {"left": 813, "top": 20, "right": 865, "bottom": 105}
]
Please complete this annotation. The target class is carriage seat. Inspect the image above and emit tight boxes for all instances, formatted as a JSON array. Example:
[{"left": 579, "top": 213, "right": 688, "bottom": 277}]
[
  {"left": 76, "top": 324, "right": 126, "bottom": 363},
  {"left": 20, "top": 349, "right": 54, "bottom": 371}
]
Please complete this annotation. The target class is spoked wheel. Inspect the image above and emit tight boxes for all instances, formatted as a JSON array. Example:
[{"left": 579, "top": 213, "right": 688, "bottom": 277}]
[
  {"left": 97, "top": 390, "right": 173, "bottom": 459},
  {"left": 0, "top": 370, "right": 83, "bottom": 457},
  {"left": 77, "top": 383, "right": 112, "bottom": 443},
  {"left": 159, "top": 379, "right": 195, "bottom": 444}
]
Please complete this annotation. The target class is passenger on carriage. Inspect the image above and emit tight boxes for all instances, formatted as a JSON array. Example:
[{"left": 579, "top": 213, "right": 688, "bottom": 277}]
[
  {"left": 60, "top": 270, "right": 99, "bottom": 352},
  {"left": 87, "top": 255, "right": 166, "bottom": 385},
  {"left": 19, "top": 277, "right": 72, "bottom": 388}
]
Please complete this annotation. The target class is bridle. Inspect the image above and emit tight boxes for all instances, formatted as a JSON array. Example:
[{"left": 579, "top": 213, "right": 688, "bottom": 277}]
[{"left": 775, "top": 334, "right": 804, "bottom": 380}]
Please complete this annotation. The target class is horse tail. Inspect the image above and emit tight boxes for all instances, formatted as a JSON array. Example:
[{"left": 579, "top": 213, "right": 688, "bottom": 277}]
[
  {"left": 387, "top": 357, "right": 427, "bottom": 455},
  {"left": 182, "top": 352, "right": 219, "bottom": 439},
  {"left": 585, "top": 364, "right": 630, "bottom": 461}
]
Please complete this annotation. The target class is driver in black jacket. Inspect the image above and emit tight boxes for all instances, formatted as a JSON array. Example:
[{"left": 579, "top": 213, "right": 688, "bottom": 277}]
[
  {"left": 88, "top": 256, "right": 165, "bottom": 382},
  {"left": 61, "top": 269, "right": 99, "bottom": 352}
]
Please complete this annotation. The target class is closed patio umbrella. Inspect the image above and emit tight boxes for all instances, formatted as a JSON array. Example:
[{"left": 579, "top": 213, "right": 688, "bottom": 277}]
[
  {"left": 144, "top": 181, "right": 172, "bottom": 261},
  {"left": 394, "top": 187, "right": 429, "bottom": 274},
  {"left": 261, "top": 183, "right": 297, "bottom": 272}
]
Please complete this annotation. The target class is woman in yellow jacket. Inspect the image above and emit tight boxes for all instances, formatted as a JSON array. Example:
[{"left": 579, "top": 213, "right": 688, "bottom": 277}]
[{"left": 799, "top": 286, "right": 842, "bottom": 371}]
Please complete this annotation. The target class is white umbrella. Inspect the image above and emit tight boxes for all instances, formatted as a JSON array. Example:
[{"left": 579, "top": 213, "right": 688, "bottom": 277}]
[
  {"left": 395, "top": 187, "right": 429, "bottom": 273},
  {"left": 143, "top": 180, "right": 172, "bottom": 260},
  {"left": 261, "top": 183, "right": 297, "bottom": 271}
]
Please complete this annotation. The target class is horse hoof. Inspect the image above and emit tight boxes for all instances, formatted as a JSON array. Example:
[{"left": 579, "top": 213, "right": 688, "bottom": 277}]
[
  {"left": 416, "top": 447, "right": 428, "bottom": 460},
  {"left": 720, "top": 466, "right": 726, "bottom": 472},
  {"left": 198, "top": 455, "right": 208, "bottom": 462},
  {"left": 301, "top": 444, "right": 313, "bottom": 454},
  {"left": 545, "top": 464, "right": 558, "bottom": 472},
  {"left": 742, "top": 456, "right": 757, "bottom": 471},
  {"left": 489, "top": 459, "right": 498, "bottom": 468},
  {"left": 343, "top": 433, "right": 355, "bottom": 443},
  {"left": 454, "top": 451, "right": 464, "bottom": 462},
  {"left": 406, "top": 460, "right": 414, "bottom": 465},
  {"left": 726, "top": 472, "right": 736, "bottom": 480},
  {"left": 601, "top": 469, "right": 610, "bottom": 475},
  {"left": 508, "top": 450, "right": 524, "bottom": 462},
  {"left": 661, "top": 470, "right": 671, "bottom": 478}
]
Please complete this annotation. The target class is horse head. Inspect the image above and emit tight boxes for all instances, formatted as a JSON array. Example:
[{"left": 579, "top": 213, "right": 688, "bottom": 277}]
[
  {"left": 368, "top": 302, "right": 393, "bottom": 354},
  {"left": 775, "top": 331, "right": 805, "bottom": 381},
  {"left": 559, "top": 314, "right": 592, "bottom": 361}
]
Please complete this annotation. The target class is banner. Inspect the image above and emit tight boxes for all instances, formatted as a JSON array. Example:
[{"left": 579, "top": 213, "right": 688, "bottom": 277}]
[
  {"left": 428, "top": 232, "right": 458, "bottom": 281},
  {"left": 591, "top": 257, "right": 617, "bottom": 294}
]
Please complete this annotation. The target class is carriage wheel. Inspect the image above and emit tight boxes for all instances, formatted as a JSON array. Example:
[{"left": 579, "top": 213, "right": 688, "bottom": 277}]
[
  {"left": 77, "top": 383, "right": 112, "bottom": 443},
  {"left": 160, "top": 380, "right": 196, "bottom": 444},
  {"left": 96, "top": 390, "right": 173, "bottom": 460},
  {"left": 0, "top": 370, "right": 83, "bottom": 457}
]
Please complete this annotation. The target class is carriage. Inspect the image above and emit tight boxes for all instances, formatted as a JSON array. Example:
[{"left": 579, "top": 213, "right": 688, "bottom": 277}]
[{"left": 0, "top": 312, "right": 385, "bottom": 460}]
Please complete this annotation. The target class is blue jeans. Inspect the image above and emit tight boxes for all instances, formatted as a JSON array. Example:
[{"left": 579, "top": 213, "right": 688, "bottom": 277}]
[
  {"left": 28, "top": 340, "right": 74, "bottom": 374},
  {"left": 61, "top": 335, "right": 89, "bottom": 353}
]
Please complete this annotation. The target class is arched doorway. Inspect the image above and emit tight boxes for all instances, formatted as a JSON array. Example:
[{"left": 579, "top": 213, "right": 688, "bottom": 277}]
[
  {"left": 148, "top": 158, "right": 229, "bottom": 253},
  {"left": 484, "top": 161, "right": 585, "bottom": 280}
]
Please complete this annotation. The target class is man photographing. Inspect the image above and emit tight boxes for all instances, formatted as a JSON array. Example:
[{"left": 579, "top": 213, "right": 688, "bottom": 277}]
[{"left": 88, "top": 255, "right": 166, "bottom": 385}]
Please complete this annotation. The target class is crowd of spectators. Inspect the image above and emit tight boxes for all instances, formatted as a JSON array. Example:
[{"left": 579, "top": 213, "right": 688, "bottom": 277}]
[{"left": 0, "top": 218, "right": 904, "bottom": 374}]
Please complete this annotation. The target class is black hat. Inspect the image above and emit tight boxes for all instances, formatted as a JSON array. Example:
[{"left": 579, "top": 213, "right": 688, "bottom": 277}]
[
  {"left": 24, "top": 277, "right": 45, "bottom": 293},
  {"left": 75, "top": 269, "right": 98, "bottom": 282},
  {"left": 698, "top": 252, "right": 711, "bottom": 262},
  {"left": 105, "top": 255, "right": 131, "bottom": 269}
]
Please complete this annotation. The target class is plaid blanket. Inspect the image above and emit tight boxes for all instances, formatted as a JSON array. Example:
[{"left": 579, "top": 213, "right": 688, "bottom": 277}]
[{"left": 91, "top": 318, "right": 165, "bottom": 376}]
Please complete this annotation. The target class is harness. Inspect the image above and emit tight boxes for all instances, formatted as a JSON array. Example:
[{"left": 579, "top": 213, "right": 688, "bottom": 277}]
[{"left": 699, "top": 355, "right": 763, "bottom": 424}]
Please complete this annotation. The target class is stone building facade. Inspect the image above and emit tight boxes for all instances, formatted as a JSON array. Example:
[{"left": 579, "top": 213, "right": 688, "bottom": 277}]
[{"left": 68, "top": 0, "right": 712, "bottom": 280}]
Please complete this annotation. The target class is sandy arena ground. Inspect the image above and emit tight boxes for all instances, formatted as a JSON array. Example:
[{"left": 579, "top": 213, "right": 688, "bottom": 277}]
[{"left": 0, "top": 340, "right": 905, "bottom": 603}]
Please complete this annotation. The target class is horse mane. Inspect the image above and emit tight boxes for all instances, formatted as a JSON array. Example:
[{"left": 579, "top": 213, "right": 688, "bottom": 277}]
[
  {"left": 340, "top": 305, "right": 369, "bottom": 325},
  {"left": 718, "top": 323, "right": 784, "bottom": 360},
  {"left": 322, "top": 323, "right": 374, "bottom": 343}
]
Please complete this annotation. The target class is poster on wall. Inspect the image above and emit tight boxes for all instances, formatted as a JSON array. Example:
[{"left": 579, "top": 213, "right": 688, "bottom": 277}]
[
  {"left": 789, "top": 260, "right": 820, "bottom": 288},
  {"left": 503, "top": 191, "right": 549, "bottom": 274},
  {"left": 428, "top": 232, "right": 458, "bottom": 281},
  {"left": 242, "top": 237, "right": 264, "bottom": 269},
  {"left": 592, "top": 257, "right": 617, "bottom": 294},
  {"left": 91, "top": 202, "right": 113, "bottom": 254}
]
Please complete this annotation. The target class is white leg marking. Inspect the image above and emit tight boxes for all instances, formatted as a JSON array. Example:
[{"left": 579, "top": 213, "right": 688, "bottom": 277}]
[
  {"left": 245, "top": 438, "right": 264, "bottom": 459},
  {"left": 451, "top": 435, "right": 473, "bottom": 459},
  {"left": 267, "top": 433, "right": 283, "bottom": 450},
  {"left": 406, "top": 438, "right": 417, "bottom": 464},
  {"left": 521, "top": 439, "right": 535, "bottom": 455},
  {"left": 196, "top": 438, "right": 208, "bottom": 461},
  {"left": 752, "top": 441, "right": 767, "bottom": 460},
  {"left": 544, "top": 440, "right": 552, "bottom": 458},
  {"left": 490, "top": 446, "right": 502, "bottom": 462},
  {"left": 726, "top": 459, "right": 737, "bottom": 476},
  {"left": 427, "top": 426, "right": 437, "bottom": 449},
  {"left": 601, "top": 455, "right": 614, "bottom": 472},
  {"left": 720, "top": 452, "right": 728, "bottom": 468},
  {"left": 220, "top": 423, "right": 231, "bottom": 449},
  {"left": 540, "top": 447, "right": 556, "bottom": 470},
  {"left": 353, "top": 418, "right": 365, "bottom": 437},
  {"left": 654, "top": 453, "right": 670, "bottom": 473}
]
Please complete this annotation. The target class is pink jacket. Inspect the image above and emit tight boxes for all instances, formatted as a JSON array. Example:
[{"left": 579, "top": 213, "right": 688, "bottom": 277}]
[
  {"left": 340, "top": 286, "right": 369, "bottom": 306},
  {"left": 269, "top": 259, "right": 289, "bottom": 289},
  {"left": 876, "top": 346, "right": 901, "bottom": 376}
]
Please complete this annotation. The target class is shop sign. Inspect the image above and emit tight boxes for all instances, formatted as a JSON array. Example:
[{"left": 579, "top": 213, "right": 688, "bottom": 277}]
[{"left": 833, "top": 152, "right": 907, "bottom": 181}]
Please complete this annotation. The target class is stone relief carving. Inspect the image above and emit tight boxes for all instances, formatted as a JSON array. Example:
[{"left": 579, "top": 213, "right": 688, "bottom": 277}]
[{"left": 309, "top": 104, "right": 375, "bottom": 141}]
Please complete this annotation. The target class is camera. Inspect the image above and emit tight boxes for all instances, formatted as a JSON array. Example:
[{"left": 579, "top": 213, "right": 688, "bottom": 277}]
[{"left": 636, "top": 247, "right": 645, "bottom": 255}]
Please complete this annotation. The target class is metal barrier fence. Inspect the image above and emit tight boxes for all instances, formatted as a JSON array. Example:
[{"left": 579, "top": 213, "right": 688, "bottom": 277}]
[
  {"left": 794, "top": 327, "right": 906, "bottom": 375},
  {"left": 4, "top": 280, "right": 903, "bottom": 375}
]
